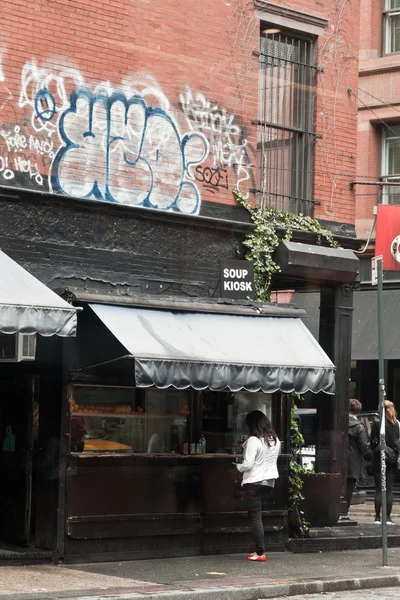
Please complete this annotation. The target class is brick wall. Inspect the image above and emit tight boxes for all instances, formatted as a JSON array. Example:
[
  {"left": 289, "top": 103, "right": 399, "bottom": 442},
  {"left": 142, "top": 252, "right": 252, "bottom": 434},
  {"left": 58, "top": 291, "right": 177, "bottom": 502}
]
[
  {"left": 356, "top": 0, "right": 400, "bottom": 238},
  {"left": 0, "top": 0, "right": 359, "bottom": 227}
]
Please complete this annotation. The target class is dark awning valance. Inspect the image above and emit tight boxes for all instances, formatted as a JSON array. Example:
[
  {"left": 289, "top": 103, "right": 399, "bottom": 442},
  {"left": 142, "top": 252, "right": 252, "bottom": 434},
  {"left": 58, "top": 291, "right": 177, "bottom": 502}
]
[
  {"left": 274, "top": 241, "right": 359, "bottom": 283},
  {"left": 0, "top": 250, "right": 78, "bottom": 337},
  {"left": 90, "top": 303, "right": 336, "bottom": 395}
]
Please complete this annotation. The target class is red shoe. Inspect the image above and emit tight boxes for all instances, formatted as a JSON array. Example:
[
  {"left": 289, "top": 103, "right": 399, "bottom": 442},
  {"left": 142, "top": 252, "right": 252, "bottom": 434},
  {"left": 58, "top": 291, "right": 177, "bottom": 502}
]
[{"left": 247, "top": 553, "right": 266, "bottom": 562}]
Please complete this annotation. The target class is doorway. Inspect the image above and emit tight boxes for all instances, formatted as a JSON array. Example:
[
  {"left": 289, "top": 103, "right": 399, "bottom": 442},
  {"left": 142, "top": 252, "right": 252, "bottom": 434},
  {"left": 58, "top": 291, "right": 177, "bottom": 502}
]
[{"left": 0, "top": 373, "right": 38, "bottom": 546}]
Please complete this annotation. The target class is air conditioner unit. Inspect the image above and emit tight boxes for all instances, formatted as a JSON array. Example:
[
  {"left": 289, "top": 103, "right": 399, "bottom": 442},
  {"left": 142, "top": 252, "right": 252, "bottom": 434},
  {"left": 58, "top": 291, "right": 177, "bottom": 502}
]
[{"left": 0, "top": 333, "right": 37, "bottom": 362}]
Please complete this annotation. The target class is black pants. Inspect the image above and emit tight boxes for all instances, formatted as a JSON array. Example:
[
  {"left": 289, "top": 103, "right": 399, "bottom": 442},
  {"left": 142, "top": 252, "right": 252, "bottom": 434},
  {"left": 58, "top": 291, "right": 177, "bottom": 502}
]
[
  {"left": 346, "top": 478, "right": 357, "bottom": 512},
  {"left": 373, "top": 469, "right": 397, "bottom": 520},
  {"left": 243, "top": 483, "right": 273, "bottom": 556}
]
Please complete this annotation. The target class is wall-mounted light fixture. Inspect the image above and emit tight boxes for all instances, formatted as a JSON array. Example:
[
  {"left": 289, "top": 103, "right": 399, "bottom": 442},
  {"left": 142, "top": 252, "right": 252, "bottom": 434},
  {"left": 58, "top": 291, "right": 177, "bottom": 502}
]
[{"left": 263, "top": 28, "right": 281, "bottom": 34}]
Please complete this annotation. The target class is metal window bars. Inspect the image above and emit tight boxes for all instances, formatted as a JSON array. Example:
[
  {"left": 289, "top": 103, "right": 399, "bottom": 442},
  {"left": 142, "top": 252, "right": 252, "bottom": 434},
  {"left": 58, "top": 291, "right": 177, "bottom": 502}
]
[
  {"left": 380, "top": 175, "right": 400, "bottom": 204},
  {"left": 256, "top": 30, "right": 317, "bottom": 216}
]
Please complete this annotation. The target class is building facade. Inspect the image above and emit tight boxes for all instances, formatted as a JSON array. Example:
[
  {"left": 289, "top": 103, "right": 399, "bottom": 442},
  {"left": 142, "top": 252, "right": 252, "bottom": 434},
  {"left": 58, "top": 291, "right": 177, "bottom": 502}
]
[
  {"left": 352, "top": 0, "right": 400, "bottom": 411},
  {"left": 0, "top": 0, "right": 360, "bottom": 561}
]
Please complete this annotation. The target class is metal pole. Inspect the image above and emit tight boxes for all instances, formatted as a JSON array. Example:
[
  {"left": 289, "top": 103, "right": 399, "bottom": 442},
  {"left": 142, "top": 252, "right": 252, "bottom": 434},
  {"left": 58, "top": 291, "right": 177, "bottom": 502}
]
[{"left": 377, "top": 256, "right": 388, "bottom": 567}]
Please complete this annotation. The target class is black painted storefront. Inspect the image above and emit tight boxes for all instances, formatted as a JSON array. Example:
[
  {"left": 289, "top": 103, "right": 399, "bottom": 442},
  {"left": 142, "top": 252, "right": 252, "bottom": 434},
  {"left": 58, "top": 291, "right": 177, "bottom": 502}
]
[{"left": 0, "top": 187, "right": 359, "bottom": 561}]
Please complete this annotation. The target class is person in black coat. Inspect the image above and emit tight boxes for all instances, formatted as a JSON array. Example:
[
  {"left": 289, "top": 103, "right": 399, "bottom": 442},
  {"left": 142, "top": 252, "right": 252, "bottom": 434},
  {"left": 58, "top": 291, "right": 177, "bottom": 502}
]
[
  {"left": 370, "top": 400, "right": 400, "bottom": 524},
  {"left": 347, "top": 399, "right": 369, "bottom": 513}
]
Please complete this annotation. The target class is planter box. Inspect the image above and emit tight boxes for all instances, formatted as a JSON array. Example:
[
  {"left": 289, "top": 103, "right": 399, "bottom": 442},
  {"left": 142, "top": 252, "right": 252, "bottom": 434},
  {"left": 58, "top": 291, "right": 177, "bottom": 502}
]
[{"left": 300, "top": 473, "right": 341, "bottom": 528}]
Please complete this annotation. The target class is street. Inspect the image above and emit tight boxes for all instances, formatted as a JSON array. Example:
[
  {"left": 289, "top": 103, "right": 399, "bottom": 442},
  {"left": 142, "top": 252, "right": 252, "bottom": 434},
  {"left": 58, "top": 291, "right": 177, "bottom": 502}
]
[{"left": 281, "top": 589, "right": 400, "bottom": 600}]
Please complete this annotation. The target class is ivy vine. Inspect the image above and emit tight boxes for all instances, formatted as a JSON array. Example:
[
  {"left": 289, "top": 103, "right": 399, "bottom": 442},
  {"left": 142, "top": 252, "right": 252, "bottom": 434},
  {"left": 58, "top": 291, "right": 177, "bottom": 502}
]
[
  {"left": 233, "top": 188, "right": 339, "bottom": 302},
  {"left": 289, "top": 393, "right": 310, "bottom": 538},
  {"left": 232, "top": 189, "right": 336, "bottom": 536}
]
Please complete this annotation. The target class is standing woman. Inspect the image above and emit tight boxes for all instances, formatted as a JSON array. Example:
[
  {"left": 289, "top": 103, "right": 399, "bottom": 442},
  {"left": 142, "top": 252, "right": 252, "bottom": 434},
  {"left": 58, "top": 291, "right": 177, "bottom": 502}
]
[
  {"left": 236, "top": 410, "right": 281, "bottom": 562},
  {"left": 370, "top": 400, "right": 400, "bottom": 525}
]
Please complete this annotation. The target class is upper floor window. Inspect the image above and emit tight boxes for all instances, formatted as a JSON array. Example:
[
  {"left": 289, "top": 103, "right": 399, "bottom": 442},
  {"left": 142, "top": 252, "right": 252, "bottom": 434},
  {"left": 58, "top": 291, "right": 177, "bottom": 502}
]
[
  {"left": 381, "top": 125, "right": 400, "bottom": 204},
  {"left": 384, "top": 0, "right": 400, "bottom": 54},
  {"left": 257, "top": 25, "right": 317, "bottom": 216}
]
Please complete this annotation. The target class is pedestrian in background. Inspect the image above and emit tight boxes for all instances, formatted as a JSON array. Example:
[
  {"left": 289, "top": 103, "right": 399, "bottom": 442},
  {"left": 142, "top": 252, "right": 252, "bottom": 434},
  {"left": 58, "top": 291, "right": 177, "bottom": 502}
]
[
  {"left": 370, "top": 400, "right": 400, "bottom": 525},
  {"left": 347, "top": 398, "right": 369, "bottom": 514},
  {"left": 236, "top": 410, "right": 280, "bottom": 562}
]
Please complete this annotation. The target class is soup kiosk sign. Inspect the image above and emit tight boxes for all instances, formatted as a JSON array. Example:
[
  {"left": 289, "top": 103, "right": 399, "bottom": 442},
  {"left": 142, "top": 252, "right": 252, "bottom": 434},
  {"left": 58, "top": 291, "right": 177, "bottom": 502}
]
[{"left": 220, "top": 260, "right": 255, "bottom": 299}]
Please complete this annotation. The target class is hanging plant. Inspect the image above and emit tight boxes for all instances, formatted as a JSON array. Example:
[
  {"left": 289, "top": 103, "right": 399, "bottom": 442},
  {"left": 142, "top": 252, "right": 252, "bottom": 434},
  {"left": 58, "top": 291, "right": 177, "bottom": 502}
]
[
  {"left": 289, "top": 393, "right": 310, "bottom": 538},
  {"left": 233, "top": 189, "right": 339, "bottom": 302}
]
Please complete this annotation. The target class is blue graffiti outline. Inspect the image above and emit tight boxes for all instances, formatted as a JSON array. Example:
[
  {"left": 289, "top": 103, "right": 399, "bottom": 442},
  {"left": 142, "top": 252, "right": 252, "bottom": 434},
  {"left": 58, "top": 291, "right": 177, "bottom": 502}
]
[
  {"left": 34, "top": 88, "right": 56, "bottom": 122},
  {"left": 51, "top": 89, "right": 208, "bottom": 214}
]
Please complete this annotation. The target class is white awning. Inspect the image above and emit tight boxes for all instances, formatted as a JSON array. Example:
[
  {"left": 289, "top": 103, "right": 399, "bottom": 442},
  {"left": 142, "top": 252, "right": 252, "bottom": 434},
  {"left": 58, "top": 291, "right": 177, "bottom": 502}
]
[
  {"left": 90, "top": 303, "right": 335, "bottom": 394},
  {"left": 0, "top": 250, "right": 77, "bottom": 337}
]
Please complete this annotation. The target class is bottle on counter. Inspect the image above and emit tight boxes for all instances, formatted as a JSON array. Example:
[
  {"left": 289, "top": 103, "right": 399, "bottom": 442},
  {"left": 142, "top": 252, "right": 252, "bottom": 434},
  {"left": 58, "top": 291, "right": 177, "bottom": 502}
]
[
  {"left": 182, "top": 441, "right": 189, "bottom": 455},
  {"left": 200, "top": 434, "right": 206, "bottom": 454}
]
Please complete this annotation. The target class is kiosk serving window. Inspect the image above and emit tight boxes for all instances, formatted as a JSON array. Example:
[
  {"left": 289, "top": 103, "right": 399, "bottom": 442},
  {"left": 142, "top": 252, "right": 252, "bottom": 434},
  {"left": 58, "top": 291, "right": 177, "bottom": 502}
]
[
  {"left": 70, "top": 384, "right": 281, "bottom": 454},
  {"left": 201, "top": 391, "right": 274, "bottom": 454},
  {"left": 70, "top": 384, "right": 191, "bottom": 453}
]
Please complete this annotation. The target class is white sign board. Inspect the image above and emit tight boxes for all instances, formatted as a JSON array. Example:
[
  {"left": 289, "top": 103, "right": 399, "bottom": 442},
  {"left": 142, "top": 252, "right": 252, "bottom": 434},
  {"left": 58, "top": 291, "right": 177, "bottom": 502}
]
[{"left": 371, "top": 255, "right": 382, "bottom": 286}]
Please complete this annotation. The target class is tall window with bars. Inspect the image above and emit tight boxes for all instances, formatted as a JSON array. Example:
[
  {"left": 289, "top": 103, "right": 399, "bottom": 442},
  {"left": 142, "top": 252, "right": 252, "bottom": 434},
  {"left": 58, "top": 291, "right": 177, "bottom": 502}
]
[
  {"left": 384, "top": 0, "right": 400, "bottom": 54},
  {"left": 381, "top": 125, "right": 400, "bottom": 204},
  {"left": 257, "top": 26, "right": 317, "bottom": 216}
]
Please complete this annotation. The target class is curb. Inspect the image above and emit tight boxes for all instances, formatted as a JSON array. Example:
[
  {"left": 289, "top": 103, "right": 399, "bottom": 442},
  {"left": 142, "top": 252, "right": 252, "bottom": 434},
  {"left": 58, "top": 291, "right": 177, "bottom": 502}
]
[
  {"left": 257, "top": 575, "right": 400, "bottom": 599},
  {"left": 24, "top": 574, "right": 400, "bottom": 600}
]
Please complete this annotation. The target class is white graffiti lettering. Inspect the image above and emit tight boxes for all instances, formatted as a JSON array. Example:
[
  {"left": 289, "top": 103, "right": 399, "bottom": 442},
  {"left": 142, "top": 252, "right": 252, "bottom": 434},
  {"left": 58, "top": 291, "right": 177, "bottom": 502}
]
[
  {"left": 179, "top": 87, "right": 253, "bottom": 197},
  {"left": 0, "top": 155, "right": 14, "bottom": 180},
  {"left": 19, "top": 60, "right": 84, "bottom": 136}
]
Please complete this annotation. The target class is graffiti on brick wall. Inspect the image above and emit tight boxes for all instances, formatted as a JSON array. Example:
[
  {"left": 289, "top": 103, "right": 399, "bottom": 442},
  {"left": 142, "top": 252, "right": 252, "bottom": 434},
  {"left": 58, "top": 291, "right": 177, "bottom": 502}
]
[
  {"left": 0, "top": 62, "right": 210, "bottom": 214},
  {"left": 51, "top": 88, "right": 208, "bottom": 214},
  {"left": 0, "top": 59, "right": 84, "bottom": 190},
  {"left": 0, "top": 126, "right": 50, "bottom": 185},
  {"left": 179, "top": 87, "right": 254, "bottom": 198},
  {"left": 0, "top": 56, "right": 254, "bottom": 213},
  {"left": 194, "top": 165, "right": 229, "bottom": 194},
  {"left": 19, "top": 60, "right": 84, "bottom": 137}
]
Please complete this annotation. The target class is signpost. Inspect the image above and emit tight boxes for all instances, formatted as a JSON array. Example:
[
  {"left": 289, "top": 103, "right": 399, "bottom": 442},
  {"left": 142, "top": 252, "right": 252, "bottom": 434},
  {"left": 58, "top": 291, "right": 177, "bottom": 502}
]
[
  {"left": 220, "top": 260, "right": 255, "bottom": 300},
  {"left": 372, "top": 254, "right": 387, "bottom": 567}
]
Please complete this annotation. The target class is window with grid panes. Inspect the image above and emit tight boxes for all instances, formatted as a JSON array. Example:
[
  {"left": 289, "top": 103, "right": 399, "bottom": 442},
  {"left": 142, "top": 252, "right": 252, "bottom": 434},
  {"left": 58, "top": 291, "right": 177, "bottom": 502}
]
[
  {"left": 381, "top": 126, "right": 400, "bottom": 205},
  {"left": 257, "top": 26, "right": 317, "bottom": 216},
  {"left": 384, "top": 0, "right": 400, "bottom": 54}
]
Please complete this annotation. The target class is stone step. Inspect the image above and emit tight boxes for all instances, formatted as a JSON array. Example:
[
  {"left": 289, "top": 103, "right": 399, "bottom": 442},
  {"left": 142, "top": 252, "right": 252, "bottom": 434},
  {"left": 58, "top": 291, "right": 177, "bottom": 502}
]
[
  {"left": 350, "top": 505, "right": 400, "bottom": 516},
  {"left": 288, "top": 535, "right": 400, "bottom": 552},
  {"left": 288, "top": 524, "right": 400, "bottom": 553},
  {"left": 0, "top": 544, "right": 52, "bottom": 565}
]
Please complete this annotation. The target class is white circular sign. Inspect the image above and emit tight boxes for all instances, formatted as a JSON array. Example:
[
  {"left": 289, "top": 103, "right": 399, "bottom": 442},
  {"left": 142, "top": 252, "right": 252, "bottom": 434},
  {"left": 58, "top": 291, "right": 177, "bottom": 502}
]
[{"left": 391, "top": 235, "right": 400, "bottom": 262}]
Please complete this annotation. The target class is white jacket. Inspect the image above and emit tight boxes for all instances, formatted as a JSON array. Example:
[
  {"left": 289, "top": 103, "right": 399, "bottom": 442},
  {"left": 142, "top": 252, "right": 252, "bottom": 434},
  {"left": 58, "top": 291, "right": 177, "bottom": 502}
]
[{"left": 236, "top": 435, "right": 281, "bottom": 485}]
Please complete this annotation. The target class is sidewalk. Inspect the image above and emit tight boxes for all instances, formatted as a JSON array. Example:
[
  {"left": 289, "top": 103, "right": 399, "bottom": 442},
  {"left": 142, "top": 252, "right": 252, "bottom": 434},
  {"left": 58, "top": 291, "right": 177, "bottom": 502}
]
[
  {"left": 349, "top": 503, "right": 400, "bottom": 521},
  {"left": 1, "top": 548, "right": 400, "bottom": 600}
]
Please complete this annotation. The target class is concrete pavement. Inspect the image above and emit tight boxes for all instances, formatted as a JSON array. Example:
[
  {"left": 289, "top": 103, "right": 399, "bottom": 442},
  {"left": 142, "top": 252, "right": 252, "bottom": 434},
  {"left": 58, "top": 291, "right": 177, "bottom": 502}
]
[{"left": 1, "top": 548, "right": 400, "bottom": 600}]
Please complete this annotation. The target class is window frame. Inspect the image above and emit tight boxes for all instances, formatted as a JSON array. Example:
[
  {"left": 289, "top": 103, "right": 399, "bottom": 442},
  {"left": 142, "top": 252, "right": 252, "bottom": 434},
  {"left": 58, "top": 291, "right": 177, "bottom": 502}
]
[
  {"left": 381, "top": 125, "right": 400, "bottom": 205},
  {"left": 257, "top": 23, "right": 318, "bottom": 216},
  {"left": 383, "top": 0, "right": 400, "bottom": 55}
]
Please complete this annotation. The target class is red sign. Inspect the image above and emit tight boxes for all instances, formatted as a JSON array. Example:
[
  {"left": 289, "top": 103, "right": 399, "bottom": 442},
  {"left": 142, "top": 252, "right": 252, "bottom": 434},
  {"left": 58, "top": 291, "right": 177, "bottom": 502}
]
[{"left": 375, "top": 205, "right": 400, "bottom": 271}]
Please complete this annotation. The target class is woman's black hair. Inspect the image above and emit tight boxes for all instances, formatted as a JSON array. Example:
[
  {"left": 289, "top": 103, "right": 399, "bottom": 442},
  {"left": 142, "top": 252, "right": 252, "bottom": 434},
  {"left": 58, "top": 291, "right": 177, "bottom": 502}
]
[{"left": 245, "top": 410, "right": 277, "bottom": 446}]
